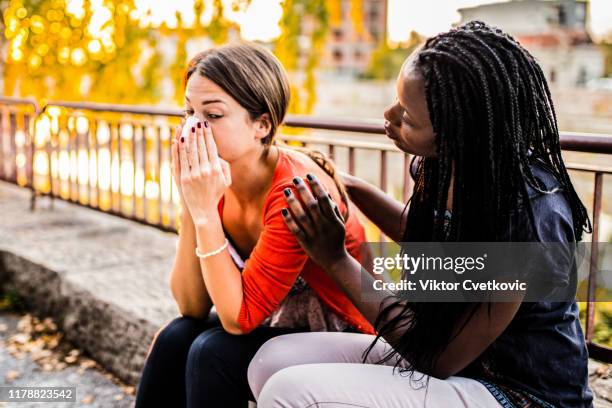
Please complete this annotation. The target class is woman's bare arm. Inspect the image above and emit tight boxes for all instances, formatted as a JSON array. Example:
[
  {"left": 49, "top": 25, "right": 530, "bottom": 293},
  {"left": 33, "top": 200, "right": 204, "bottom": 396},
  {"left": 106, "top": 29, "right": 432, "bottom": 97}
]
[
  {"left": 170, "top": 209, "right": 213, "bottom": 319},
  {"left": 169, "top": 125, "right": 213, "bottom": 319},
  {"left": 168, "top": 125, "right": 213, "bottom": 319},
  {"left": 343, "top": 172, "right": 407, "bottom": 242}
]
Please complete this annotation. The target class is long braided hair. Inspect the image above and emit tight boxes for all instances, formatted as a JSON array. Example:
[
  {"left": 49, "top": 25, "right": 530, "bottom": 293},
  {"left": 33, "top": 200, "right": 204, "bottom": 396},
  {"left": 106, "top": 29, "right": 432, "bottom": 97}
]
[{"left": 365, "top": 21, "right": 591, "bottom": 377}]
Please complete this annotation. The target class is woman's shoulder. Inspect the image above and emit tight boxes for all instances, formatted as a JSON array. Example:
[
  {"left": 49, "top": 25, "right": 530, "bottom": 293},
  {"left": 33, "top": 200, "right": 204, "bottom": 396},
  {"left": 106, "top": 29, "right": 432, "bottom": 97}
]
[
  {"left": 524, "top": 160, "right": 575, "bottom": 243},
  {"left": 275, "top": 147, "right": 318, "bottom": 176},
  {"left": 271, "top": 147, "right": 336, "bottom": 190},
  {"left": 263, "top": 148, "right": 307, "bottom": 195},
  {"left": 265, "top": 147, "right": 366, "bottom": 239},
  {"left": 261, "top": 147, "right": 322, "bottom": 208}
]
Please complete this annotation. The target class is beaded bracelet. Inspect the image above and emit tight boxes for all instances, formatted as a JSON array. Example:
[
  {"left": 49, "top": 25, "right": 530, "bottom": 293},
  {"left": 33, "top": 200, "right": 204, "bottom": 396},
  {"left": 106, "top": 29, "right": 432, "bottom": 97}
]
[{"left": 195, "top": 238, "right": 229, "bottom": 259}]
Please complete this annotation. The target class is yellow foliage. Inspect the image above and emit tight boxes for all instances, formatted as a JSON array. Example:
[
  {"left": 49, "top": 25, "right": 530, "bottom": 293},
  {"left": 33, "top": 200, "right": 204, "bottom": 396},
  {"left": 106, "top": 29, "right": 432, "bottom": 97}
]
[
  {"left": 2, "top": 0, "right": 367, "bottom": 115},
  {"left": 350, "top": 0, "right": 363, "bottom": 36},
  {"left": 328, "top": 0, "right": 341, "bottom": 26}
]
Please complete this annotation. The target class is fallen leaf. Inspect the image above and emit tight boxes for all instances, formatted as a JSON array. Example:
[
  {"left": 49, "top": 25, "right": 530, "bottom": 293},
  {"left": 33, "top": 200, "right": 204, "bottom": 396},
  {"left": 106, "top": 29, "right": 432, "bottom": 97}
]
[
  {"left": 5, "top": 370, "right": 20, "bottom": 382},
  {"left": 10, "top": 333, "right": 30, "bottom": 344},
  {"left": 64, "top": 355, "right": 78, "bottom": 364},
  {"left": 79, "top": 359, "right": 97, "bottom": 370},
  {"left": 42, "top": 318, "right": 57, "bottom": 332}
]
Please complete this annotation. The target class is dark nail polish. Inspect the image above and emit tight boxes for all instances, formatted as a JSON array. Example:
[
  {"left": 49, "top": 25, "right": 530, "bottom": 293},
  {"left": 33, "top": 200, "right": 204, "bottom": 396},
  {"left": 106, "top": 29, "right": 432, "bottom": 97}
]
[
  {"left": 191, "top": 127, "right": 195, "bottom": 133},
  {"left": 180, "top": 137, "right": 184, "bottom": 143},
  {"left": 283, "top": 188, "right": 291, "bottom": 197},
  {"left": 293, "top": 177, "right": 301, "bottom": 185},
  {"left": 281, "top": 208, "right": 288, "bottom": 216},
  {"left": 197, "top": 122, "right": 201, "bottom": 129},
  {"left": 306, "top": 174, "right": 314, "bottom": 181},
  {"left": 204, "top": 121, "right": 209, "bottom": 128}
]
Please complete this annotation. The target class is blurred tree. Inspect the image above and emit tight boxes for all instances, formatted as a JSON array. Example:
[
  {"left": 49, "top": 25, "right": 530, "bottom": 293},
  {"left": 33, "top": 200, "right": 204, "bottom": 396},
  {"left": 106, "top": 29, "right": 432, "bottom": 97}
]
[
  {"left": 1, "top": 0, "right": 366, "bottom": 112},
  {"left": 0, "top": 0, "right": 9, "bottom": 86},
  {"left": 601, "top": 41, "right": 612, "bottom": 77},
  {"left": 1, "top": 0, "right": 166, "bottom": 102},
  {"left": 274, "top": 0, "right": 366, "bottom": 115},
  {"left": 1, "top": 0, "right": 242, "bottom": 103},
  {"left": 274, "top": 0, "right": 328, "bottom": 115},
  {"left": 165, "top": 0, "right": 241, "bottom": 106},
  {"left": 362, "top": 31, "right": 423, "bottom": 80},
  {"left": 3, "top": 0, "right": 152, "bottom": 102}
]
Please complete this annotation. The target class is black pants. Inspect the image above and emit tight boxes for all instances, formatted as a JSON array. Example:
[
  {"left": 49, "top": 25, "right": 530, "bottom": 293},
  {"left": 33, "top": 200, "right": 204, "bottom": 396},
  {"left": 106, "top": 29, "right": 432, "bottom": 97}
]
[{"left": 135, "top": 312, "right": 303, "bottom": 408}]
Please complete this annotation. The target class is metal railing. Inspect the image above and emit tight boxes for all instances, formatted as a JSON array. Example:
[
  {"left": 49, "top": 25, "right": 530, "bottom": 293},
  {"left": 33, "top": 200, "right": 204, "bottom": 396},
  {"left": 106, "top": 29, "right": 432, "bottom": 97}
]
[{"left": 0, "top": 96, "right": 610, "bottom": 360}]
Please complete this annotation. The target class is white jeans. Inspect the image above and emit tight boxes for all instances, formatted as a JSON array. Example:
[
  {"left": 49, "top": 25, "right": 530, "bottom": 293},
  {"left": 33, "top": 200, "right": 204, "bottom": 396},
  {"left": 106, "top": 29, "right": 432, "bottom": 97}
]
[{"left": 248, "top": 332, "right": 501, "bottom": 408}]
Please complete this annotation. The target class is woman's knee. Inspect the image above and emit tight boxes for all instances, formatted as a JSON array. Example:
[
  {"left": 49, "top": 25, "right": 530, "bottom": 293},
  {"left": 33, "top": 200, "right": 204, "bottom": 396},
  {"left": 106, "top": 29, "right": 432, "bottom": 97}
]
[
  {"left": 149, "top": 316, "right": 206, "bottom": 356},
  {"left": 257, "top": 366, "right": 311, "bottom": 408},
  {"left": 137, "top": 316, "right": 209, "bottom": 405},
  {"left": 247, "top": 334, "right": 299, "bottom": 400},
  {"left": 248, "top": 331, "right": 376, "bottom": 399},
  {"left": 185, "top": 328, "right": 227, "bottom": 375}
]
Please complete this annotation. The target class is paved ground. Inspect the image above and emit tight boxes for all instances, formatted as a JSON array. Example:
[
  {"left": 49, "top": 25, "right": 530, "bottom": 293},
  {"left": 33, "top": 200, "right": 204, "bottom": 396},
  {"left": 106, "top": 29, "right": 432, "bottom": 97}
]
[
  {"left": 592, "top": 361, "right": 612, "bottom": 407},
  {"left": 0, "top": 311, "right": 135, "bottom": 408},
  {"left": 0, "top": 181, "right": 179, "bottom": 384}
]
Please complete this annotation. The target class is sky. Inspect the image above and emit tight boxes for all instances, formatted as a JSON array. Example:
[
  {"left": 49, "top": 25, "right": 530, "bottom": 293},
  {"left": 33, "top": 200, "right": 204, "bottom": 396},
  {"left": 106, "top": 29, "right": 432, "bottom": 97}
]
[
  {"left": 130, "top": 0, "right": 612, "bottom": 42},
  {"left": 387, "top": 0, "right": 612, "bottom": 41}
]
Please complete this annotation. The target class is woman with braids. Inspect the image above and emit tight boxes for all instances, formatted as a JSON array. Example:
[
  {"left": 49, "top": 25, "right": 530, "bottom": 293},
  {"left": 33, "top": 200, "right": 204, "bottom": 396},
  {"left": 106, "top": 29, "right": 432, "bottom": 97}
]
[
  {"left": 248, "top": 21, "right": 593, "bottom": 408},
  {"left": 135, "top": 42, "right": 373, "bottom": 408}
]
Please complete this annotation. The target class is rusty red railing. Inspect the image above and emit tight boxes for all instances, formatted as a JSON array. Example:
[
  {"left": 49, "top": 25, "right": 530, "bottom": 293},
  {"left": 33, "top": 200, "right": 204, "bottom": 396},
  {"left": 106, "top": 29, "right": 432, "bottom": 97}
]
[{"left": 0, "top": 97, "right": 610, "bottom": 360}]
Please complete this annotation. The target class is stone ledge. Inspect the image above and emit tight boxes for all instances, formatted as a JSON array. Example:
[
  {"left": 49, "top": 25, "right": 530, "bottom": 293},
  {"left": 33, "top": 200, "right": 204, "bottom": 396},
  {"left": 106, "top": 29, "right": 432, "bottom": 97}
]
[{"left": 0, "top": 181, "right": 179, "bottom": 385}]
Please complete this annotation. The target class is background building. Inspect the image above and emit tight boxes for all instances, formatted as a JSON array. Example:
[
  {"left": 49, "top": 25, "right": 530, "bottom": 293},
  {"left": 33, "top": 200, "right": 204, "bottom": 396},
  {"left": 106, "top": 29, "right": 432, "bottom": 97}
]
[
  {"left": 323, "top": 0, "right": 388, "bottom": 76},
  {"left": 458, "top": 0, "right": 605, "bottom": 88}
]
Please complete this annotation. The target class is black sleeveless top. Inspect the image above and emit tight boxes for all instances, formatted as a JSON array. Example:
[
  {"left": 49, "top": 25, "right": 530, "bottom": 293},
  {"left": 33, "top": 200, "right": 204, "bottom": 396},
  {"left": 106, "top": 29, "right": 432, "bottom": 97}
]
[
  {"left": 473, "top": 162, "right": 592, "bottom": 408},
  {"left": 409, "top": 157, "right": 593, "bottom": 407}
]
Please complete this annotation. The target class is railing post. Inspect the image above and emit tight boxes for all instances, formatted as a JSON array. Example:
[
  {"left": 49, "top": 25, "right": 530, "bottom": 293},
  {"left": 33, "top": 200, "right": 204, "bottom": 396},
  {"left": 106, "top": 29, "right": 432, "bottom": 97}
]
[
  {"left": 94, "top": 119, "right": 101, "bottom": 208},
  {"left": 85, "top": 117, "right": 92, "bottom": 206},
  {"left": 403, "top": 154, "right": 413, "bottom": 203},
  {"left": 348, "top": 146, "right": 355, "bottom": 175},
  {"left": 585, "top": 172, "right": 603, "bottom": 343},
  {"left": 142, "top": 125, "right": 148, "bottom": 222},
  {"left": 379, "top": 150, "right": 388, "bottom": 255},
  {"left": 132, "top": 124, "right": 137, "bottom": 219},
  {"left": 9, "top": 111, "right": 17, "bottom": 183},
  {"left": 26, "top": 101, "right": 40, "bottom": 211},
  {"left": 328, "top": 144, "right": 335, "bottom": 162},
  {"left": 114, "top": 122, "right": 121, "bottom": 214},
  {"left": 157, "top": 125, "right": 164, "bottom": 228}
]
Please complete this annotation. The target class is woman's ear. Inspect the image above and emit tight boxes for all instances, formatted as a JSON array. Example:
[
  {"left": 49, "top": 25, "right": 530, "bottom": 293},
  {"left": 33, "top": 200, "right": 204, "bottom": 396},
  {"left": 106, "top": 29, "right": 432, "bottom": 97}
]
[{"left": 254, "top": 113, "right": 272, "bottom": 141}]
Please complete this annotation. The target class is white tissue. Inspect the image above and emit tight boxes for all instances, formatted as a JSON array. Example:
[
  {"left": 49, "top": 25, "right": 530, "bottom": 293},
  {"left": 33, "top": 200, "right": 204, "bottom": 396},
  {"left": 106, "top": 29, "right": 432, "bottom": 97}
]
[{"left": 181, "top": 116, "right": 200, "bottom": 140}]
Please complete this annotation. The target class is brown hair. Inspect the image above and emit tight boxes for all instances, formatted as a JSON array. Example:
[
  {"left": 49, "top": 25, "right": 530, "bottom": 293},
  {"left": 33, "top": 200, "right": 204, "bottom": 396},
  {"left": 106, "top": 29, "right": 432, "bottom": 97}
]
[
  {"left": 184, "top": 42, "right": 289, "bottom": 148},
  {"left": 184, "top": 42, "right": 349, "bottom": 220}
]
